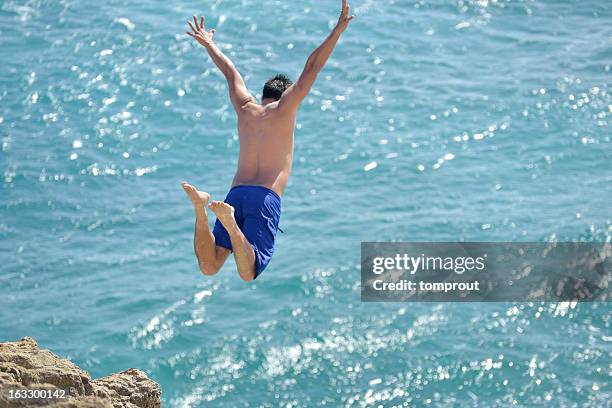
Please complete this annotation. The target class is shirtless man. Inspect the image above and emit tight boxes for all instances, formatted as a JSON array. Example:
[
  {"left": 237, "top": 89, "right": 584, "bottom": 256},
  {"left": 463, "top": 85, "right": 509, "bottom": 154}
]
[{"left": 182, "top": 1, "right": 354, "bottom": 281}]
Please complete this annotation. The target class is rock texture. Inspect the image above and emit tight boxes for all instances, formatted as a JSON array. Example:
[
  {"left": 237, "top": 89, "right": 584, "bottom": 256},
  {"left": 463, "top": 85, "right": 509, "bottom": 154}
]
[{"left": 0, "top": 337, "right": 160, "bottom": 408}]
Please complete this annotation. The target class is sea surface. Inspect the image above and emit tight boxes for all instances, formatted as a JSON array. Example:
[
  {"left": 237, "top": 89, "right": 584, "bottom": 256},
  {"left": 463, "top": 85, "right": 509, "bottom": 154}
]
[{"left": 1, "top": 0, "right": 610, "bottom": 406}]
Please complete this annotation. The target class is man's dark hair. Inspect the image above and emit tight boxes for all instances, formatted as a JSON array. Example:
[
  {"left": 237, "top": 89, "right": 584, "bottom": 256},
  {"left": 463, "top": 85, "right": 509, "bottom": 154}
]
[{"left": 262, "top": 74, "right": 293, "bottom": 101}]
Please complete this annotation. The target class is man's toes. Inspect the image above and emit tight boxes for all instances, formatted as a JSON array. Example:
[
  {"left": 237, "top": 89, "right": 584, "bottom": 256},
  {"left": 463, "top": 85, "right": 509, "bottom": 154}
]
[
  {"left": 209, "top": 201, "right": 232, "bottom": 216},
  {"left": 216, "top": 202, "right": 230, "bottom": 211}
]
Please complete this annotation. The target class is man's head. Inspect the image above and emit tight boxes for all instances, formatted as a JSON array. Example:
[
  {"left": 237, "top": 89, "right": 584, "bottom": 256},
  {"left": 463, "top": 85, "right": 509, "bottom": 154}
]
[{"left": 262, "top": 74, "right": 293, "bottom": 103}]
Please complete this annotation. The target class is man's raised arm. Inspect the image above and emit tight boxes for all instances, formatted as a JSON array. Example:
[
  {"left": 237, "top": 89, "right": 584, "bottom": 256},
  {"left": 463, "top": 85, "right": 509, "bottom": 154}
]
[
  {"left": 187, "top": 16, "right": 255, "bottom": 111},
  {"left": 278, "top": 0, "right": 354, "bottom": 111}
]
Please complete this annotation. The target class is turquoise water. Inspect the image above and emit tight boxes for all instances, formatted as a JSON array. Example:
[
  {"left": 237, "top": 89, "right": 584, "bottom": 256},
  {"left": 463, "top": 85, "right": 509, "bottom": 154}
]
[{"left": 1, "top": 0, "right": 611, "bottom": 405}]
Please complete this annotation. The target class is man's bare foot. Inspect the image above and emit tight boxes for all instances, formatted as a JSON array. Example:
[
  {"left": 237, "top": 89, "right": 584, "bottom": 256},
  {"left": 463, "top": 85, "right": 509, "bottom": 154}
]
[
  {"left": 182, "top": 182, "right": 210, "bottom": 209},
  {"left": 209, "top": 201, "right": 236, "bottom": 229}
]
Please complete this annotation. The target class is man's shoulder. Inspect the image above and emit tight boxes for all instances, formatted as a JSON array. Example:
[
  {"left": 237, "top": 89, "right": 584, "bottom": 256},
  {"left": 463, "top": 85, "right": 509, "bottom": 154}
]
[
  {"left": 266, "top": 102, "right": 299, "bottom": 119},
  {"left": 236, "top": 101, "right": 261, "bottom": 116},
  {"left": 237, "top": 101, "right": 296, "bottom": 123}
]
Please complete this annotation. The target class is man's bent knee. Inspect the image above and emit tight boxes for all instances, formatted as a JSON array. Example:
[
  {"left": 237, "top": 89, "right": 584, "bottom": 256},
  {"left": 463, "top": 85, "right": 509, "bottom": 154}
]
[
  {"left": 238, "top": 269, "right": 256, "bottom": 282},
  {"left": 199, "top": 261, "right": 220, "bottom": 276}
]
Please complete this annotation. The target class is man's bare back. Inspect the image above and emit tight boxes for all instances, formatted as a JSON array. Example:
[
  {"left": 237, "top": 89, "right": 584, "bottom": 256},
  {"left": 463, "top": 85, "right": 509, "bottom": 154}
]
[
  {"left": 232, "top": 101, "right": 296, "bottom": 197},
  {"left": 182, "top": 1, "right": 354, "bottom": 281}
]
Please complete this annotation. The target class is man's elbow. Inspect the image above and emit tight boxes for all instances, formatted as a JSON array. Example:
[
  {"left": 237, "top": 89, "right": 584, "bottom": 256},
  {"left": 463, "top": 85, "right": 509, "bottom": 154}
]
[
  {"left": 224, "top": 70, "right": 237, "bottom": 83},
  {"left": 297, "top": 68, "right": 318, "bottom": 92},
  {"left": 303, "top": 61, "right": 321, "bottom": 75}
]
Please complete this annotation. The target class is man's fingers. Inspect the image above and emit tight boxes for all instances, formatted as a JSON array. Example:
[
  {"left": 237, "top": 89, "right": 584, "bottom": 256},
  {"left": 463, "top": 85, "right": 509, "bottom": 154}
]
[
  {"left": 193, "top": 15, "right": 199, "bottom": 30},
  {"left": 341, "top": 1, "right": 350, "bottom": 18},
  {"left": 187, "top": 21, "right": 197, "bottom": 33},
  {"left": 186, "top": 31, "right": 196, "bottom": 38},
  {"left": 187, "top": 32, "right": 203, "bottom": 40},
  {"left": 200, "top": 16, "right": 205, "bottom": 29}
]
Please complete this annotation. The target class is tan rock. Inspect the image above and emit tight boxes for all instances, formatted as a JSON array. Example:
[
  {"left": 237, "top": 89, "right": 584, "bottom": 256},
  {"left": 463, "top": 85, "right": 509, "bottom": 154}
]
[
  {"left": 0, "top": 337, "right": 160, "bottom": 408},
  {"left": 92, "top": 369, "right": 161, "bottom": 408}
]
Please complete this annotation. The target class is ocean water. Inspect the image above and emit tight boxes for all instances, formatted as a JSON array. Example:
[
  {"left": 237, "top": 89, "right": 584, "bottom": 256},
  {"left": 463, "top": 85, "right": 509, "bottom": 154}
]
[{"left": 1, "top": 0, "right": 610, "bottom": 406}]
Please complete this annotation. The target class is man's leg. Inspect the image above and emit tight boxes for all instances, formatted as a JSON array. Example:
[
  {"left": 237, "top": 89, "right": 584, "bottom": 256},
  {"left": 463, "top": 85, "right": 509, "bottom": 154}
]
[
  {"left": 209, "top": 201, "right": 257, "bottom": 282},
  {"left": 182, "top": 182, "right": 230, "bottom": 275}
]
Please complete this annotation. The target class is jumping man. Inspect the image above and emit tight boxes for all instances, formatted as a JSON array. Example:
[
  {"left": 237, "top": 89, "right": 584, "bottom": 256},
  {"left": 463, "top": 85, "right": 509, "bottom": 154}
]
[{"left": 182, "top": 1, "right": 354, "bottom": 281}]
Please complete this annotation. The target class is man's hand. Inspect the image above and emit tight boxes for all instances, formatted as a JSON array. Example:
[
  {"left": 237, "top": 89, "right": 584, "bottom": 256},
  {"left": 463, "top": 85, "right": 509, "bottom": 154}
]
[
  {"left": 335, "top": 0, "right": 354, "bottom": 33},
  {"left": 186, "top": 15, "right": 216, "bottom": 48}
]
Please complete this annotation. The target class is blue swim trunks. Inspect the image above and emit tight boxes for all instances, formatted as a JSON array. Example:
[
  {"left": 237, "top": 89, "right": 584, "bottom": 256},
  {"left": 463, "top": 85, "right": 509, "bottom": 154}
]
[{"left": 212, "top": 185, "right": 282, "bottom": 278}]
